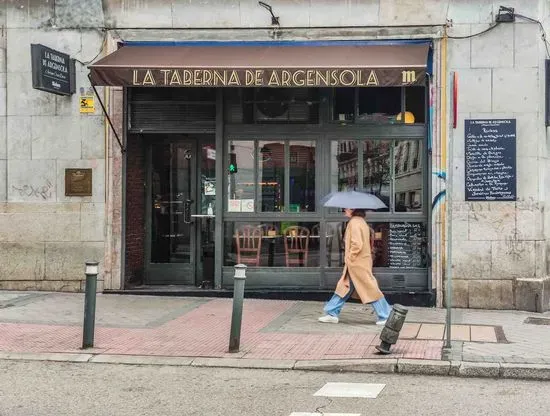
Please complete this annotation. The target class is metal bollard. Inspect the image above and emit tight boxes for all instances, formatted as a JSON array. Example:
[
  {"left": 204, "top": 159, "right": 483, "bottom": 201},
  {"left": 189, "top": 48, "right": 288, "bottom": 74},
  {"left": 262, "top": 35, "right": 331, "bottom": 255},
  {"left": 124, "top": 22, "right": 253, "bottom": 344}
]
[
  {"left": 228, "top": 264, "right": 247, "bottom": 353},
  {"left": 82, "top": 261, "right": 99, "bottom": 349},
  {"left": 375, "top": 304, "right": 408, "bottom": 355}
]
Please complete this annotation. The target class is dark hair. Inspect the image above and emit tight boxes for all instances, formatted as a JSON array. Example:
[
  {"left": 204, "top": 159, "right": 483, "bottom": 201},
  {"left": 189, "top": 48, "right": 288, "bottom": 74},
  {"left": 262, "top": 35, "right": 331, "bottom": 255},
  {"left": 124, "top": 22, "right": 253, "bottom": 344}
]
[{"left": 351, "top": 209, "right": 366, "bottom": 218}]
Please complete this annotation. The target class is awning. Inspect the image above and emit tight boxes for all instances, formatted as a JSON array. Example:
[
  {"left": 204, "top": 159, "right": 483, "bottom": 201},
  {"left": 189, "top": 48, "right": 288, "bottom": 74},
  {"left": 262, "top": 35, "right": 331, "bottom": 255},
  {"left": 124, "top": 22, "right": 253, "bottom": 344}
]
[{"left": 89, "top": 43, "right": 429, "bottom": 88}]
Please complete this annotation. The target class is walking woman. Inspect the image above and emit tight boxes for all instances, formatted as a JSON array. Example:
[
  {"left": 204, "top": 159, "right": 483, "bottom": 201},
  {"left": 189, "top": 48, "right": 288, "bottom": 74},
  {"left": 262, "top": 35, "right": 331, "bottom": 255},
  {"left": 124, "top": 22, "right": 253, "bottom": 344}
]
[{"left": 318, "top": 208, "right": 392, "bottom": 325}]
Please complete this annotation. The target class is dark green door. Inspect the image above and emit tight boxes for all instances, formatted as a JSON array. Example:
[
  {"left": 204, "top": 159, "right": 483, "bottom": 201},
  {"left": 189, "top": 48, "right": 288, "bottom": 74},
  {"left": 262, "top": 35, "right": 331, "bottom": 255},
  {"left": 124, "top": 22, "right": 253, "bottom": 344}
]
[
  {"left": 145, "top": 137, "right": 216, "bottom": 285},
  {"left": 146, "top": 139, "right": 197, "bottom": 284}
]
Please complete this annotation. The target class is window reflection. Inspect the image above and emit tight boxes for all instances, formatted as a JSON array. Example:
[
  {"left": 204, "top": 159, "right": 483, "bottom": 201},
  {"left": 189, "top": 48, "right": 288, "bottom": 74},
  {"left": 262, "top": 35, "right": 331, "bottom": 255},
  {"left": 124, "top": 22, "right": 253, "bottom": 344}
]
[
  {"left": 363, "top": 140, "right": 391, "bottom": 212},
  {"left": 327, "top": 221, "right": 428, "bottom": 268},
  {"left": 224, "top": 222, "right": 320, "bottom": 267},
  {"left": 289, "top": 141, "right": 316, "bottom": 212},
  {"left": 394, "top": 140, "right": 423, "bottom": 212},
  {"left": 331, "top": 140, "right": 358, "bottom": 192},
  {"left": 227, "top": 141, "right": 255, "bottom": 212},
  {"left": 258, "top": 141, "right": 285, "bottom": 212}
]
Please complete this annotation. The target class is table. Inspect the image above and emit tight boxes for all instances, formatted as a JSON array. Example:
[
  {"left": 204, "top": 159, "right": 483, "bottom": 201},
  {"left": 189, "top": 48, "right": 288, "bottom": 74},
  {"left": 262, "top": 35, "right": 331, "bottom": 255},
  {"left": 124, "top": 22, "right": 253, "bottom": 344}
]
[{"left": 262, "top": 235, "right": 281, "bottom": 267}]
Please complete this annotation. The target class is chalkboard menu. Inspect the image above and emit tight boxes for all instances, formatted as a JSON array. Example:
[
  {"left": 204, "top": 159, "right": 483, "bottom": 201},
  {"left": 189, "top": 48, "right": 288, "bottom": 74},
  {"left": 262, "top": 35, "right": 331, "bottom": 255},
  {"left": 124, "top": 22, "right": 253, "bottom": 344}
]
[
  {"left": 465, "top": 119, "right": 516, "bottom": 201},
  {"left": 388, "top": 223, "right": 426, "bottom": 269}
]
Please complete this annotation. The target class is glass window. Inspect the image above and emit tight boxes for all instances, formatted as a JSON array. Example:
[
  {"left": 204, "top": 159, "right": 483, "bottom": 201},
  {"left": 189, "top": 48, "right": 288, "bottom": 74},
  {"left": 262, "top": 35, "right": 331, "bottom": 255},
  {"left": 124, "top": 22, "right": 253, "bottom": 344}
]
[
  {"left": 405, "top": 86, "right": 426, "bottom": 124},
  {"left": 258, "top": 141, "right": 285, "bottom": 212},
  {"left": 227, "top": 139, "right": 318, "bottom": 213},
  {"left": 224, "top": 221, "right": 320, "bottom": 267},
  {"left": 151, "top": 143, "right": 192, "bottom": 264},
  {"left": 363, "top": 140, "right": 391, "bottom": 212},
  {"left": 227, "top": 141, "right": 255, "bottom": 212},
  {"left": 357, "top": 87, "right": 402, "bottom": 123},
  {"left": 330, "top": 140, "right": 358, "bottom": 192},
  {"left": 394, "top": 140, "right": 423, "bottom": 212},
  {"left": 332, "top": 88, "right": 355, "bottom": 121},
  {"left": 289, "top": 141, "right": 316, "bottom": 212},
  {"left": 326, "top": 221, "right": 428, "bottom": 269}
]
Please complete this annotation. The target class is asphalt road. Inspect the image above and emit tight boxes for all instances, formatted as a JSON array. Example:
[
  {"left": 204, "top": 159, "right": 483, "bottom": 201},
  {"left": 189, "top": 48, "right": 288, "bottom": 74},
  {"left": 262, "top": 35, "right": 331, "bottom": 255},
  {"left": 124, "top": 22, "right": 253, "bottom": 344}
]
[{"left": 0, "top": 360, "right": 548, "bottom": 416}]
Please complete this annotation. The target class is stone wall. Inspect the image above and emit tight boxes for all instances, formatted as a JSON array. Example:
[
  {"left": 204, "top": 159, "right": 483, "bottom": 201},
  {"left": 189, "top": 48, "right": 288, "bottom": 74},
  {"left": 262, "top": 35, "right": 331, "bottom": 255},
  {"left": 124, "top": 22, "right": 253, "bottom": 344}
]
[
  {"left": 0, "top": 0, "right": 106, "bottom": 291},
  {"left": 445, "top": 1, "right": 549, "bottom": 310}
]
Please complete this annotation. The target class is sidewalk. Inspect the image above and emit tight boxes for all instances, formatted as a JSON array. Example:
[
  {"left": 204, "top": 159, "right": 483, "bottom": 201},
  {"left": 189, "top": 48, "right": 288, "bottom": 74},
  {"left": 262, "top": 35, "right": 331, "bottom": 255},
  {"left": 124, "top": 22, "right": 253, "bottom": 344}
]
[{"left": 1, "top": 291, "right": 549, "bottom": 380}]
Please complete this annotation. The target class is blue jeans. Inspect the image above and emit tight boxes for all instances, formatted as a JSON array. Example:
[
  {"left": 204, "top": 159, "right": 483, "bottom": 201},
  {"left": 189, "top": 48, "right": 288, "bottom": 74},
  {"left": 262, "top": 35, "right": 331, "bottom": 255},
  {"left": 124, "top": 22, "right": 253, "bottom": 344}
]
[{"left": 323, "top": 279, "right": 392, "bottom": 321}]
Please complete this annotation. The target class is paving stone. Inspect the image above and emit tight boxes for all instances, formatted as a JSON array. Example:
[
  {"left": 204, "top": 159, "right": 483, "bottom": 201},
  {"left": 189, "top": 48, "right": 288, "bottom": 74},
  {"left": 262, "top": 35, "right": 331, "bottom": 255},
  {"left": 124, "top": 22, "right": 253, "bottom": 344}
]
[
  {"left": 294, "top": 359, "right": 397, "bottom": 373},
  {"left": 500, "top": 363, "right": 550, "bottom": 380},
  {"left": 397, "top": 359, "right": 451, "bottom": 376},
  {"left": 90, "top": 354, "right": 193, "bottom": 366},
  {"left": 470, "top": 326, "right": 497, "bottom": 343},
  {"left": 444, "top": 324, "right": 471, "bottom": 341},
  {"left": 0, "top": 295, "right": 549, "bottom": 379},
  {"left": 192, "top": 357, "right": 295, "bottom": 370},
  {"left": 417, "top": 323, "right": 445, "bottom": 340},
  {"left": 399, "top": 322, "right": 421, "bottom": 339},
  {"left": 459, "top": 361, "right": 500, "bottom": 378},
  {"left": 0, "top": 351, "right": 92, "bottom": 362}
]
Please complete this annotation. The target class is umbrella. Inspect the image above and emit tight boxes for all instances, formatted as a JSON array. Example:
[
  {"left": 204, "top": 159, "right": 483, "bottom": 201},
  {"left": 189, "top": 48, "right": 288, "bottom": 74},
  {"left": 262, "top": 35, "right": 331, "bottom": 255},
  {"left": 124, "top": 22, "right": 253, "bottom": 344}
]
[{"left": 322, "top": 190, "right": 387, "bottom": 210}]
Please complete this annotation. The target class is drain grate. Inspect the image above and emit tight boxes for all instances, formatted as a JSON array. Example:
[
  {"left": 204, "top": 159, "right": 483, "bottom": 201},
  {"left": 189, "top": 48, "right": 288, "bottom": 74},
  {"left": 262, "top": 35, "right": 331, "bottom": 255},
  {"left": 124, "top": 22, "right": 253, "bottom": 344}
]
[{"left": 524, "top": 317, "right": 550, "bottom": 325}]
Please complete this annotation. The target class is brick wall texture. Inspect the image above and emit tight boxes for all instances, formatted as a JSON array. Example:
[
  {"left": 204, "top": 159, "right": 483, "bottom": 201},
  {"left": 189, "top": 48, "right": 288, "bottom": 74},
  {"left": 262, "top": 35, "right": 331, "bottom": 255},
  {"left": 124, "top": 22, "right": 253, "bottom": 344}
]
[{"left": 125, "top": 134, "right": 146, "bottom": 284}]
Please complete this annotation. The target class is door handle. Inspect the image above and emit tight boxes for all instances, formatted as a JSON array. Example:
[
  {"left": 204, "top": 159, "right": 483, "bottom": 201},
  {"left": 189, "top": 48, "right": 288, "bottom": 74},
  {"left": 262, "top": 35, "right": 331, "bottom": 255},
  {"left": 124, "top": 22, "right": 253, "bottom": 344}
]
[{"left": 183, "top": 199, "right": 193, "bottom": 224}]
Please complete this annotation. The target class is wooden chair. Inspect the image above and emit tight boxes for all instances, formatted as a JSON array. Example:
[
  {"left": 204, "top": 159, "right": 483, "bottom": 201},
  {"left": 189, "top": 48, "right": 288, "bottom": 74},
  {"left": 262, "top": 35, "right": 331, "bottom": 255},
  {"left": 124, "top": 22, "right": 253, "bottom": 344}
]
[
  {"left": 283, "top": 226, "right": 310, "bottom": 267},
  {"left": 234, "top": 225, "right": 263, "bottom": 266}
]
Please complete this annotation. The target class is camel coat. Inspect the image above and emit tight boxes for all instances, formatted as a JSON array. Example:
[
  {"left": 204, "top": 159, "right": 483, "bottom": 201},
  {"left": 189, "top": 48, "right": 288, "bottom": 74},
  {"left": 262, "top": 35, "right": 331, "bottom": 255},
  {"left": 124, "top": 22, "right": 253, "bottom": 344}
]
[{"left": 334, "top": 216, "right": 384, "bottom": 304}]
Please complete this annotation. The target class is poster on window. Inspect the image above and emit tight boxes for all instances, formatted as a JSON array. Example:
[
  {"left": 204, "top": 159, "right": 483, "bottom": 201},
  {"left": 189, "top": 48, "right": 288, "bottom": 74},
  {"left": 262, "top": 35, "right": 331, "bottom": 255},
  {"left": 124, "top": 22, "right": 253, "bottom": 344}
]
[
  {"left": 204, "top": 180, "right": 215, "bottom": 196},
  {"left": 228, "top": 199, "right": 241, "bottom": 212},
  {"left": 241, "top": 199, "right": 255, "bottom": 213}
]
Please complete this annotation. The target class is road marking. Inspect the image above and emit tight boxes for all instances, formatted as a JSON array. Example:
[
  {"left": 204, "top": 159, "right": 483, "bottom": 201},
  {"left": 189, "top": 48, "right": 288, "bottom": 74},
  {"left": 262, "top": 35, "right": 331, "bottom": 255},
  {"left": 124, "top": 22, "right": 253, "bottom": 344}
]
[
  {"left": 290, "top": 413, "right": 361, "bottom": 416},
  {"left": 313, "top": 382, "right": 385, "bottom": 398}
]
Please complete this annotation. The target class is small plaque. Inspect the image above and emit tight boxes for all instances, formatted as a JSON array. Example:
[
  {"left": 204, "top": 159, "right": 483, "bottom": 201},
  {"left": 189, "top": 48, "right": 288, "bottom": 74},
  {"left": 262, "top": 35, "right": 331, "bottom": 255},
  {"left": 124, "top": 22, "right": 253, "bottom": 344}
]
[
  {"left": 65, "top": 168, "right": 92, "bottom": 196},
  {"left": 79, "top": 95, "right": 95, "bottom": 113}
]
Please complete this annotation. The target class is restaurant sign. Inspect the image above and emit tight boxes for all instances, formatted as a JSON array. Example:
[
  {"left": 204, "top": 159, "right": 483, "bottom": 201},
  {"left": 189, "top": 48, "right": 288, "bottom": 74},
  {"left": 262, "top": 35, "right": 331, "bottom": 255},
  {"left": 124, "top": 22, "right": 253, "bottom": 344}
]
[
  {"left": 31, "top": 44, "right": 76, "bottom": 96},
  {"left": 122, "top": 68, "right": 425, "bottom": 88}
]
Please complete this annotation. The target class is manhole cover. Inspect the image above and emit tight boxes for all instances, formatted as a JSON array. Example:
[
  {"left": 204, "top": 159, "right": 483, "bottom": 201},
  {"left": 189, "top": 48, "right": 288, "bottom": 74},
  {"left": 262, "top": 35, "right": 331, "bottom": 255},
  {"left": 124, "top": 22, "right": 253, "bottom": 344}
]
[{"left": 524, "top": 317, "right": 550, "bottom": 325}]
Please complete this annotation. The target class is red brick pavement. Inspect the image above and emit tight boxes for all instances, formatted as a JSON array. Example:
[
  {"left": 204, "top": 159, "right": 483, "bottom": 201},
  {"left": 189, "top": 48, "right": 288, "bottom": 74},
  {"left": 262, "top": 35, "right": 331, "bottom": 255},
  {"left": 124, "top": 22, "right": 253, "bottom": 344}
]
[{"left": 0, "top": 299, "right": 442, "bottom": 360}]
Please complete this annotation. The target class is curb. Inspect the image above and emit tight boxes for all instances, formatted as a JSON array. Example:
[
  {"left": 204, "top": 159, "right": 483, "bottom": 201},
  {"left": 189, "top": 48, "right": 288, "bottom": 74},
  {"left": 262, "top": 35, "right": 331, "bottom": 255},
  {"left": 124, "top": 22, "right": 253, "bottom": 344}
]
[{"left": 1, "top": 352, "right": 549, "bottom": 381}]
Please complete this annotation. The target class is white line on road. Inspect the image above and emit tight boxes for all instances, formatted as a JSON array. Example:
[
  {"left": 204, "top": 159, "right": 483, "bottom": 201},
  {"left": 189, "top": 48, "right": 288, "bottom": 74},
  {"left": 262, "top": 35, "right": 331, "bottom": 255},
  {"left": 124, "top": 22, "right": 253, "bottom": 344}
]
[
  {"left": 290, "top": 413, "right": 361, "bottom": 416},
  {"left": 313, "top": 382, "right": 386, "bottom": 398}
]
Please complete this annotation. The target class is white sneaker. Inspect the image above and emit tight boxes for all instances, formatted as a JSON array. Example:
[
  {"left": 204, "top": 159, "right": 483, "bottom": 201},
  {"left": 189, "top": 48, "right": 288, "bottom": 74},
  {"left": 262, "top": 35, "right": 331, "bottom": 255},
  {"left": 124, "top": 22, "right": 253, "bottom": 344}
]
[
  {"left": 318, "top": 315, "right": 339, "bottom": 323},
  {"left": 376, "top": 319, "right": 387, "bottom": 326}
]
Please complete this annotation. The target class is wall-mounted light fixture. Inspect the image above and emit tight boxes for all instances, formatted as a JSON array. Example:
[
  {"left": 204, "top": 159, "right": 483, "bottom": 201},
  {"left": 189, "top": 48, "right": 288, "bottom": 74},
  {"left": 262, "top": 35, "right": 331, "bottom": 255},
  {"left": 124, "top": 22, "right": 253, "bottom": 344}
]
[{"left": 496, "top": 6, "right": 515, "bottom": 23}]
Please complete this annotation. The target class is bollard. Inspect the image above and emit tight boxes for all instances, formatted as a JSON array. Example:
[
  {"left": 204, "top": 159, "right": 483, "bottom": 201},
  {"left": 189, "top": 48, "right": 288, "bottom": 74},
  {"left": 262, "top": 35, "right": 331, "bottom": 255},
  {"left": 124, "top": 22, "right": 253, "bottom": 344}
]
[
  {"left": 228, "top": 264, "right": 247, "bottom": 353},
  {"left": 82, "top": 261, "right": 99, "bottom": 349},
  {"left": 375, "top": 304, "right": 408, "bottom": 355}
]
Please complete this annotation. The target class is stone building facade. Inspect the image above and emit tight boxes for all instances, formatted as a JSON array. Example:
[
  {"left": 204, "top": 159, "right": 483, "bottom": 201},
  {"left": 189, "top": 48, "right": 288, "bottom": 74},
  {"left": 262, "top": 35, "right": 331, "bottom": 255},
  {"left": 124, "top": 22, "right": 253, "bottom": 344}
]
[{"left": 0, "top": 0, "right": 548, "bottom": 311}]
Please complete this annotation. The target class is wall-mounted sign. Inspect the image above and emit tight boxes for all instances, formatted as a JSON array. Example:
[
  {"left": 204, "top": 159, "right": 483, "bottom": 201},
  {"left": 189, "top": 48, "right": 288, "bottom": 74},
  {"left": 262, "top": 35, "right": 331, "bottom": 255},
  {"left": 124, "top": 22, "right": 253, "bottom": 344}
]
[
  {"left": 31, "top": 44, "right": 76, "bottom": 96},
  {"left": 65, "top": 168, "right": 93, "bottom": 196},
  {"left": 79, "top": 96, "right": 95, "bottom": 113},
  {"left": 465, "top": 119, "right": 516, "bottom": 201}
]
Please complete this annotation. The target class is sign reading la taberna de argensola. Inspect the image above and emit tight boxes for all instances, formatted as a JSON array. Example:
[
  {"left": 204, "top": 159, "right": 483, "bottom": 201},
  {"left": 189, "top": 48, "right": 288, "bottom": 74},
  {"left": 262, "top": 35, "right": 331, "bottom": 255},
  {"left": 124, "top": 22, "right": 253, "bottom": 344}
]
[
  {"left": 127, "top": 67, "right": 425, "bottom": 87},
  {"left": 31, "top": 44, "right": 76, "bottom": 96}
]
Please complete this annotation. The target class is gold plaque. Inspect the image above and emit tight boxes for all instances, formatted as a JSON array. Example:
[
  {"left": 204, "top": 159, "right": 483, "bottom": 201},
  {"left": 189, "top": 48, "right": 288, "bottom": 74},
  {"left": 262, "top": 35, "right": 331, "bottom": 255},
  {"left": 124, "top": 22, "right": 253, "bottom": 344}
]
[{"left": 65, "top": 168, "right": 92, "bottom": 196}]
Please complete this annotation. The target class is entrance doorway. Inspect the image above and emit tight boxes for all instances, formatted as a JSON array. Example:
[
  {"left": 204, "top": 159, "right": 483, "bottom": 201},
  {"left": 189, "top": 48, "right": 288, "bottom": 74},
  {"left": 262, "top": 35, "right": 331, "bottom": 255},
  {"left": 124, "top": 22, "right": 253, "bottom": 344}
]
[{"left": 145, "top": 135, "right": 216, "bottom": 286}]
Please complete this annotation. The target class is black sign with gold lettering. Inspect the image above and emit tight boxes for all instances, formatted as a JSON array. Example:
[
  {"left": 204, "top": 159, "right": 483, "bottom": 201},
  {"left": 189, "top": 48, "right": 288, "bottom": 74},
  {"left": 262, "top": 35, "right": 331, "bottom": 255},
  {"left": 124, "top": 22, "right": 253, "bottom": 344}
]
[{"left": 31, "top": 44, "right": 76, "bottom": 96}]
